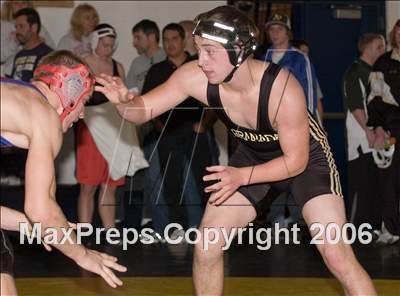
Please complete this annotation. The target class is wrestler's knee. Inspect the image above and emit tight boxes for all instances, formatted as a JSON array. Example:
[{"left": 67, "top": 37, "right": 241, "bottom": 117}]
[
  {"left": 194, "top": 224, "right": 225, "bottom": 265},
  {"left": 319, "top": 242, "right": 352, "bottom": 275}
]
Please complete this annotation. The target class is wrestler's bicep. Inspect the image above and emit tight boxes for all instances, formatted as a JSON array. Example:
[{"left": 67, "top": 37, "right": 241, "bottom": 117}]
[{"left": 274, "top": 73, "right": 309, "bottom": 164}]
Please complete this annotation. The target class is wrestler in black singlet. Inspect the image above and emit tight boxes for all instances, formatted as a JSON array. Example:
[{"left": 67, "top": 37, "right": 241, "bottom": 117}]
[{"left": 207, "top": 63, "right": 342, "bottom": 217}]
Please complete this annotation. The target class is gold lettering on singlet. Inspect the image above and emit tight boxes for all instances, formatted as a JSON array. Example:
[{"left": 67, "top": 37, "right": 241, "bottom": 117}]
[{"left": 230, "top": 128, "right": 279, "bottom": 143}]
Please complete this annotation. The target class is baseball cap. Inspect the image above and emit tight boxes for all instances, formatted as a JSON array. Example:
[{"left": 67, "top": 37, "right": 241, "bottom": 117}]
[{"left": 265, "top": 13, "right": 291, "bottom": 30}]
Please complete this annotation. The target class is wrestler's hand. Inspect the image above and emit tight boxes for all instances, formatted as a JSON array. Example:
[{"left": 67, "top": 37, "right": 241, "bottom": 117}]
[
  {"left": 76, "top": 248, "right": 127, "bottom": 288},
  {"left": 95, "top": 74, "right": 135, "bottom": 104},
  {"left": 203, "top": 165, "right": 249, "bottom": 205}
]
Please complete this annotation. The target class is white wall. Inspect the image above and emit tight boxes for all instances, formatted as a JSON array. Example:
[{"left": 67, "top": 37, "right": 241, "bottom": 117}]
[
  {"left": 386, "top": 1, "right": 400, "bottom": 32},
  {"left": 386, "top": 0, "right": 400, "bottom": 44},
  {"left": 36, "top": 1, "right": 225, "bottom": 71}
]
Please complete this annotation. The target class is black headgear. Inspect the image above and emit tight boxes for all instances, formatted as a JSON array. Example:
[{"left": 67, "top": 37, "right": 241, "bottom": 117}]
[{"left": 192, "top": 20, "right": 257, "bottom": 82}]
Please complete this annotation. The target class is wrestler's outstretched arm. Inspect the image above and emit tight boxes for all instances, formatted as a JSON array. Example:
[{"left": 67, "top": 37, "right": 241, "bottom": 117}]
[
  {"left": 96, "top": 61, "right": 208, "bottom": 124},
  {"left": 23, "top": 109, "right": 126, "bottom": 288}
]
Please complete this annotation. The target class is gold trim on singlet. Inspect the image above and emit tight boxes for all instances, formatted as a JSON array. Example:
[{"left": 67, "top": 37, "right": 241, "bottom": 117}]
[{"left": 307, "top": 114, "right": 343, "bottom": 197}]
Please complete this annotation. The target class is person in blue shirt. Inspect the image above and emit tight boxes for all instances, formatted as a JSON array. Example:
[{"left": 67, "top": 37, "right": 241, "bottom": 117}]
[{"left": 258, "top": 14, "right": 319, "bottom": 116}]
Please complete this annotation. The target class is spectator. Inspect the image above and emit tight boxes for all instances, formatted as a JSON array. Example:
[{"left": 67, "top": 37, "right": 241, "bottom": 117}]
[
  {"left": 57, "top": 3, "right": 99, "bottom": 58},
  {"left": 342, "top": 33, "right": 386, "bottom": 229},
  {"left": 179, "top": 20, "right": 197, "bottom": 56},
  {"left": 3, "top": 7, "right": 53, "bottom": 187},
  {"left": 292, "top": 39, "right": 324, "bottom": 123},
  {"left": 11, "top": 8, "right": 53, "bottom": 82},
  {"left": 367, "top": 20, "right": 400, "bottom": 244},
  {"left": 125, "top": 19, "right": 166, "bottom": 230},
  {"left": 258, "top": 14, "right": 319, "bottom": 115},
  {"left": 126, "top": 19, "right": 166, "bottom": 93},
  {"left": 1, "top": 0, "right": 55, "bottom": 76}
]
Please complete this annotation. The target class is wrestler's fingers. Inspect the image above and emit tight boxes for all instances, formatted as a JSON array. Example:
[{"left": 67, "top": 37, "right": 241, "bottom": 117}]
[
  {"left": 104, "top": 259, "right": 127, "bottom": 274},
  {"left": 205, "top": 182, "right": 223, "bottom": 193},
  {"left": 100, "top": 252, "right": 118, "bottom": 262},
  {"left": 203, "top": 173, "right": 221, "bottom": 182},
  {"left": 209, "top": 187, "right": 229, "bottom": 204},
  {"left": 94, "top": 85, "right": 107, "bottom": 93},
  {"left": 99, "top": 268, "right": 117, "bottom": 288},
  {"left": 111, "top": 76, "right": 124, "bottom": 85},
  {"left": 104, "top": 260, "right": 127, "bottom": 273},
  {"left": 206, "top": 165, "right": 226, "bottom": 172},
  {"left": 103, "top": 265, "right": 123, "bottom": 287},
  {"left": 213, "top": 190, "right": 234, "bottom": 206},
  {"left": 98, "top": 73, "right": 115, "bottom": 83},
  {"left": 95, "top": 75, "right": 112, "bottom": 86}
]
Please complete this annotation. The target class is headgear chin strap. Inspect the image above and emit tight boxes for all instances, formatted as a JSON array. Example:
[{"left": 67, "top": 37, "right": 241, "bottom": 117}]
[
  {"left": 33, "top": 64, "right": 93, "bottom": 122},
  {"left": 192, "top": 20, "right": 257, "bottom": 82}
]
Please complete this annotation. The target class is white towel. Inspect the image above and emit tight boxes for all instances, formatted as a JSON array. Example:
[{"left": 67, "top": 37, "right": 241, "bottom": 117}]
[{"left": 84, "top": 102, "right": 148, "bottom": 180}]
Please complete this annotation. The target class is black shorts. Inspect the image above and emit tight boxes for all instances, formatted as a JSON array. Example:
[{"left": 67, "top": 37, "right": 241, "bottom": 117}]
[
  {"left": 0, "top": 230, "right": 14, "bottom": 276},
  {"left": 229, "top": 138, "right": 343, "bottom": 218}
]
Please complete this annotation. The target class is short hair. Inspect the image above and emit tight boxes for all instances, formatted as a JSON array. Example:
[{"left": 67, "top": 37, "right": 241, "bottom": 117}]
[
  {"left": 70, "top": 4, "right": 99, "bottom": 41},
  {"left": 13, "top": 7, "right": 41, "bottom": 33},
  {"left": 358, "top": 33, "right": 384, "bottom": 53},
  {"left": 132, "top": 19, "right": 160, "bottom": 43},
  {"left": 162, "top": 23, "right": 185, "bottom": 40},
  {"left": 33, "top": 50, "right": 94, "bottom": 81},
  {"left": 389, "top": 19, "right": 400, "bottom": 49}
]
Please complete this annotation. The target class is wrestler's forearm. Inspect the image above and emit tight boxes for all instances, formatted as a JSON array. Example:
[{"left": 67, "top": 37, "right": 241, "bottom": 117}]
[
  {"left": 25, "top": 198, "right": 86, "bottom": 261},
  {"left": 115, "top": 96, "right": 148, "bottom": 124},
  {"left": 0, "top": 206, "right": 29, "bottom": 231},
  {"left": 243, "top": 155, "right": 308, "bottom": 185}
]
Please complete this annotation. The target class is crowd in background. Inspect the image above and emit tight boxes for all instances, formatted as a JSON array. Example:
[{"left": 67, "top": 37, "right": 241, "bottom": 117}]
[{"left": 1, "top": 1, "right": 399, "bottom": 245}]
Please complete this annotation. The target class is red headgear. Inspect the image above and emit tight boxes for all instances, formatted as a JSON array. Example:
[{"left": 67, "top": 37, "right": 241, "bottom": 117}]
[{"left": 33, "top": 64, "right": 93, "bottom": 122}]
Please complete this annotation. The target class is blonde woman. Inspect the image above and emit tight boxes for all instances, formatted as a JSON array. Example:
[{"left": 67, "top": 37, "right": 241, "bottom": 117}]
[
  {"left": 55, "top": 4, "right": 99, "bottom": 185},
  {"left": 0, "top": 0, "right": 54, "bottom": 76},
  {"left": 57, "top": 3, "right": 99, "bottom": 58}
]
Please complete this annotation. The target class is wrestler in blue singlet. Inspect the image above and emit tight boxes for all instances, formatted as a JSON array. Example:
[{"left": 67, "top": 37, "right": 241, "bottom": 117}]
[{"left": 0, "top": 77, "right": 47, "bottom": 148}]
